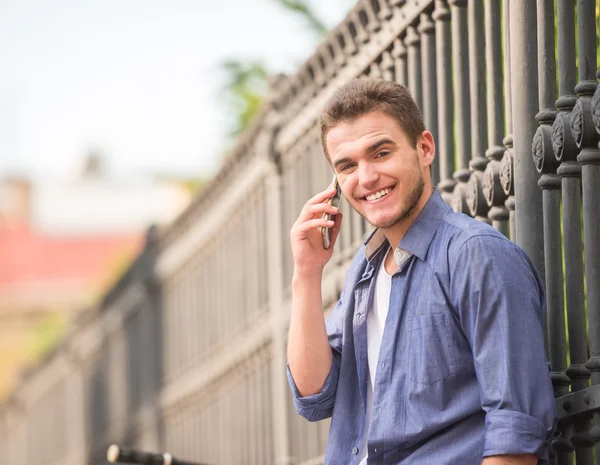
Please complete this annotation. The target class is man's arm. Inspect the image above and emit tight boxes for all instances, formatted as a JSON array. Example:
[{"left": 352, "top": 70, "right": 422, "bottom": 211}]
[
  {"left": 287, "top": 186, "right": 343, "bottom": 397},
  {"left": 451, "top": 234, "right": 555, "bottom": 463},
  {"left": 287, "top": 270, "right": 333, "bottom": 396},
  {"left": 482, "top": 454, "right": 538, "bottom": 465}
]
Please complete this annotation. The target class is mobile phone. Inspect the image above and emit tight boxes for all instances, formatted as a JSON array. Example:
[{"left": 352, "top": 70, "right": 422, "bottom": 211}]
[{"left": 321, "top": 175, "right": 343, "bottom": 250}]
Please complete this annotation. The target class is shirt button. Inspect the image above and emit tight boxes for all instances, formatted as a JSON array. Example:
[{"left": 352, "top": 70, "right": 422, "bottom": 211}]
[
  {"left": 380, "top": 361, "right": 385, "bottom": 368},
  {"left": 374, "top": 448, "right": 378, "bottom": 453},
  {"left": 376, "top": 407, "right": 381, "bottom": 413},
  {"left": 352, "top": 447, "right": 359, "bottom": 455}
]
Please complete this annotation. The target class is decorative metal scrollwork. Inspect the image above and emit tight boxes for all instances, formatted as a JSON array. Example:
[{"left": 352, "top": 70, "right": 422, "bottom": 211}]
[
  {"left": 451, "top": 182, "right": 470, "bottom": 215},
  {"left": 570, "top": 98, "right": 585, "bottom": 148},
  {"left": 552, "top": 113, "right": 578, "bottom": 163},
  {"left": 570, "top": 96, "right": 598, "bottom": 152},
  {"left": 592, "top": 85, "right": 600, "bottom": 134},
  {"left": 500, "top": 149, "right": 514, "bottom": 197},
  {"left": 466, "top": 171, "right": 488, "bottom": 219},
  {"left": 551, "top": 115, "right": 566, "bottom": 161},
  {"left": 483, "top": 167, "right": 494, "bottom": 206},
  {"left": 532, "top": 125, "right": 559, "bottom": 174},
  {"left": 482, "top": 160, "right": 506, "bottom": 209}
]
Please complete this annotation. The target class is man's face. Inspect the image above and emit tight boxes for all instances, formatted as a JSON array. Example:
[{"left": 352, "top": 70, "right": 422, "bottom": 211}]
[{"left": 326, "top": 111, "right": 434, "bottom": 230}]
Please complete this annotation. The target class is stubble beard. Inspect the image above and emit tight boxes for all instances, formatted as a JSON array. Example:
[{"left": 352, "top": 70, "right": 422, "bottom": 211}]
[{"left": 375, "top": 172, "right": 425, "bottom": 230}]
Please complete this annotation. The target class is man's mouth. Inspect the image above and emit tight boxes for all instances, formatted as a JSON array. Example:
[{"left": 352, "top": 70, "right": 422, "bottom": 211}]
[{"left": 364, "top": 187, "right": 393, "bottom": 202}]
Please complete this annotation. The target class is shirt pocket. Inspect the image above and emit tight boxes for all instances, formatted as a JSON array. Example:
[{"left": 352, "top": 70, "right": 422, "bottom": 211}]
[{"left": 407, "top": 313, "right": 456, "bottom": 385}]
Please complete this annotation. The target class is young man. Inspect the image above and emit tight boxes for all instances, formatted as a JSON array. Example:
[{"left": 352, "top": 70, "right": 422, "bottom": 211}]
[{"left": 287, "top": 78, "right": 555, "bottom": 465}]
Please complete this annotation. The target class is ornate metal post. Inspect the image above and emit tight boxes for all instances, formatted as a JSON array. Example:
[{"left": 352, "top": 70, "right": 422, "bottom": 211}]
[
  {"left": 531, "top": 0, "right": 572, "bottom": 459},
  {"left": 466, "top": 0, "right": 489, "bottom": 224},
  {"left": 340, "top": 21, "right": 358, "bottom": 58},
  {"left": 552, "top": 0, "right": 594, "bottom": 461},
  {"left": 351, "top": 8, "right": 369, "bottom": 46},
  {"left": 500, "top": 0, "right": 515, "bottom": 240},
  {"left": 419, "top": 11, "right": 439, "bottom": 187},
  {"left": 392, "top": 36, "right": 408, "bottom": 87},
  {"left": 482, "top": 0, "right": 509, "bottom": 237},
  {"left": 433, "top": 0, "right": 455, "bottom": 205},
  {"left": 510, "top": 0, "right": 544, "bottom": 278},
  {"left": 583, "top": 82, "right": 600, "bottom": 454},
  {"left": 406, "top": 24, "right": 422, "bottom": 110},
  {"left": 529, "top": 0, "right": 554, "bottom": 362},
  {"left": 571, "top": 0, "right": 600, "bottom": 455},
  {"left": 368, "top": 60, "right": 382, "bottom": 79},
  {"left": 449, "top": 0, "right": 471, "bottom": 214},
  {"left": 377, "top": 0, "right": 393, "bottom": 23},
  {"left": 380, "top": 49, "right": 395, "bottom": 82},
  {"left": 361, "top": 0, "right": 380, "bottom": 35},
  {"left": 329, "top": 32, "right": 346, "bottom": 71}
]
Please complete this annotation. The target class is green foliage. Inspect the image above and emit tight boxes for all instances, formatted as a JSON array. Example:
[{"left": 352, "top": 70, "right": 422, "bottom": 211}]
[
  {"left": 274, "top": 0, "right": 328, "bottom": 38},
  {"left": 220, "top": 60, "right": 269, "bottom": 139},
  {"left": 29, "top": 313, "right": 67, "bottom": 361},
  {"left": 220, "top": 0, "right": 329, "bottom": 143},
  {"left": 181, "top": 177, "right": 210, "bottom": 194}
]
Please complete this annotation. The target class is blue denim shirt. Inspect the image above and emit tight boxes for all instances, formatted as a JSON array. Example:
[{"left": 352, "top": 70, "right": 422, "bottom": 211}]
[{"left": 287, "top": 190, "right": 556, "bottom": 465}]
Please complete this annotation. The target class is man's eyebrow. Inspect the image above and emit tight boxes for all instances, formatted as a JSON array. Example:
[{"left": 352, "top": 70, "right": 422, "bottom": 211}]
[
  {"left": 366, "top": 138, "right": 396, "bottom": 153},
  {"left": 333, "top": 156, "right": 353, "bottom": 170},
  {"left": 332, "top": 138, "right": 397, "bottom": 170}
]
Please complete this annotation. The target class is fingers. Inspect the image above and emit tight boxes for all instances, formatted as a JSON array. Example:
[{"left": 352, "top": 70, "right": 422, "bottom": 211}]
[
  {"left": 307, "top": 186, "right": 337, "bottom": 206},
  {"left": 293, "top": 218, "right": 335, "bottom": 238},
  {"left": 296, "top": 199, "right": 339, "bottom": 225}
]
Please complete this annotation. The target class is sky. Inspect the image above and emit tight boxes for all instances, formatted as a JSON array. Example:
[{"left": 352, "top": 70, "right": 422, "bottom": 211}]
[{"left": 0, "top": 0, "right": 355, "bottom": 181}]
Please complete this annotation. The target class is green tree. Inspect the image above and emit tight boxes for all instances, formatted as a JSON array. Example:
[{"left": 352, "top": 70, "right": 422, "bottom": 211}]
[
  {"left": 220, "top": 0, "right": 330, "bottom": 142},
  {"left": 221, "top": 60, "right": 269, "bottom": 139},
  {"left": 275, "top": 0, "right": 328, "bottom": 37}
]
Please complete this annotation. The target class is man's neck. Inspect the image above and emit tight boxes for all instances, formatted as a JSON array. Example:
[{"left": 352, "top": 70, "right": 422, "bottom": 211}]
[{"left": 382, "top": 184, "right": 434, "bottom": 250}]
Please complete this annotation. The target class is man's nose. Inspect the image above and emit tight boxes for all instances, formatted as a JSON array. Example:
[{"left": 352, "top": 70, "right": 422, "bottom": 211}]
[{"left": 357, "top": 162, "right": 379, "bottom": 187}]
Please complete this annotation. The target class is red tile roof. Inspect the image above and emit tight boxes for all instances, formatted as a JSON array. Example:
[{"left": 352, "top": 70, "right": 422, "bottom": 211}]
[{"left": 0, "top": 221, "right": 142, "bottom": 293}]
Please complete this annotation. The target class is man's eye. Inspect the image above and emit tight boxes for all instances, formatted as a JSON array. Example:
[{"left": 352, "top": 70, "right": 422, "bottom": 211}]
[
  {"left": 376, "top": 151, "right": 390, "bottom": 158},
  {"left": 340, "top": 164, "right": 354, "bottom": 171}
]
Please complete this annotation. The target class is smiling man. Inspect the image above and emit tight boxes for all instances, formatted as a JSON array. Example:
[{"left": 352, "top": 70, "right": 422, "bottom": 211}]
[{"left": 287, "top": 79, "right": 555, "bottom": 465}]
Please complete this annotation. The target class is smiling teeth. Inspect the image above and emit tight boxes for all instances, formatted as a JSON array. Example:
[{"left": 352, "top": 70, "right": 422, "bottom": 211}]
[{"left": 366, "top": 188, "right": 391, "bottom": 201}]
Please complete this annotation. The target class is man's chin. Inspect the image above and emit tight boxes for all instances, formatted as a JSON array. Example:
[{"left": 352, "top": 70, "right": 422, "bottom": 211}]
[
  {"left": 368, "top": 215, "right": 401, "bottom": 230},
  {"left": 367, "top": 209, "right": 412, "bottom": 230}
]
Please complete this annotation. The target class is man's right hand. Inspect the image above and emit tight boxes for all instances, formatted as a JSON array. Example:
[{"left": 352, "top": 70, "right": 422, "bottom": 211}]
[
  {"left": 288, "top": 186, "right": 342, "bottom": 396},
  {"left": 290, "top": 186, "right": 343, "bottom": 276}
]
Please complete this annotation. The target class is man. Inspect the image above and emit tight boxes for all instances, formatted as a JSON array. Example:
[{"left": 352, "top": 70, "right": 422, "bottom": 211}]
[{"left": 287, "top": 78, "right": 555, "bottom": 465}]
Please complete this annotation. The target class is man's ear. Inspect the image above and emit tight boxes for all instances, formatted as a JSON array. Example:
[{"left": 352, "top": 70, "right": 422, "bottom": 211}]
[{"left": 418, "top": 130, "right": 435, "bottom": 168}]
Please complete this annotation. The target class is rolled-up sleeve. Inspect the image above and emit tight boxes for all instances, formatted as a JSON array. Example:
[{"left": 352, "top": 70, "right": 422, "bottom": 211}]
[
  {"left": 451, "top": 234, "right": 556, "bottom": 461},
  {"left": 483, "top": 410, "right": 549, "bottom": 457},
  {"left": 287, "top": 353, "right": 341, "bottom": 421}
]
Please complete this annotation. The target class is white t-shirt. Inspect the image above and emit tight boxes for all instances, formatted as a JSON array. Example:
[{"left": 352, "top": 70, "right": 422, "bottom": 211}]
[{"left": 358, "top": 249, "right": 393, "bottom": 465}]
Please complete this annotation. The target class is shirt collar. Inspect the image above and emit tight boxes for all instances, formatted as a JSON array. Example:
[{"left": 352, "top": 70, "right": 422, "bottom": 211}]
[{"left": 363, "top": 188, "right": 449, "bottom": 263}]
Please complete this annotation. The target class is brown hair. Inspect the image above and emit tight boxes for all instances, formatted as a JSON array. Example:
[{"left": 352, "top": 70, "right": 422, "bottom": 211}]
[{"left": 319, "top": 78, "right": 425, "bottom": 160}]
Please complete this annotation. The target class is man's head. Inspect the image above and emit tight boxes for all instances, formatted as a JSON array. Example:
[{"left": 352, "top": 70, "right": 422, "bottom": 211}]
[
  {"left": 319, "top": 78, "right": 435, "bottom": 234},
  {"left": 320, "top": 78, "right": 426, "bottom": 160}
]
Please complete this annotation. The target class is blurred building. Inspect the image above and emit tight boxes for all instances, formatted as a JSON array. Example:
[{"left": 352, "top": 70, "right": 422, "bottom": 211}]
[{"left": 0, "top": 154, "right": 192, "bottom": 400}]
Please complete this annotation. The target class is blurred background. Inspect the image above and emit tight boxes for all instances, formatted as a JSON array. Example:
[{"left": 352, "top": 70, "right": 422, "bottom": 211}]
[{"left": 0, "top": 0, "right": 355, "bottom": 402}]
